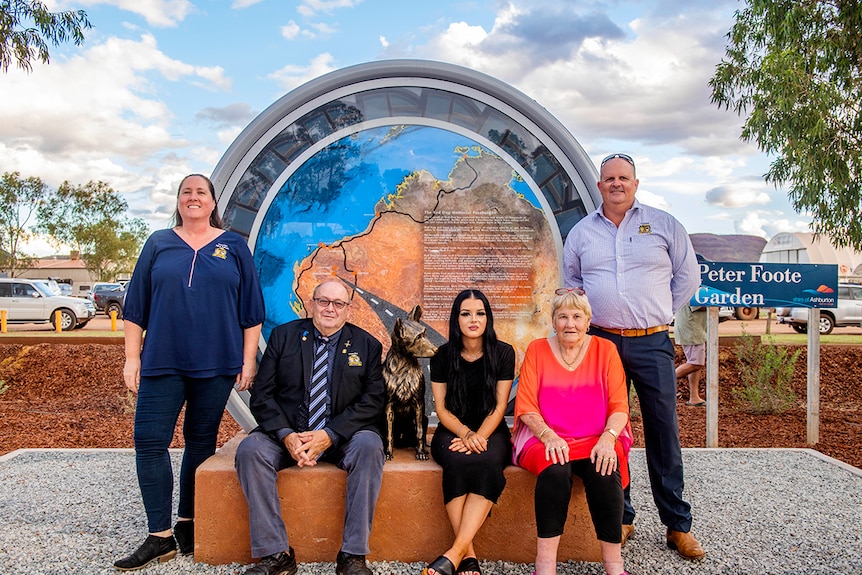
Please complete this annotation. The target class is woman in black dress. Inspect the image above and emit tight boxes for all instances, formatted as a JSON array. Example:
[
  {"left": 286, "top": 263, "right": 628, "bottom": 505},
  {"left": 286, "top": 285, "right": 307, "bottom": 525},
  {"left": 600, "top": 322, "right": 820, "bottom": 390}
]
[{"left": 423, "top": 289, "right": 515, "bottom": 575}]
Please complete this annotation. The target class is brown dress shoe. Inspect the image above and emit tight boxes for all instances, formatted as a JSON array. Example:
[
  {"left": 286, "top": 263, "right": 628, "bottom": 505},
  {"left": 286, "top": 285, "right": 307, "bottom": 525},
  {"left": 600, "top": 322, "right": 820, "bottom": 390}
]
[
  {"left": 666, "top": 529, "right": 706, "bottom": 560},
  {"left": 621, "top": 524, "right": 634, "bottom": 546}
]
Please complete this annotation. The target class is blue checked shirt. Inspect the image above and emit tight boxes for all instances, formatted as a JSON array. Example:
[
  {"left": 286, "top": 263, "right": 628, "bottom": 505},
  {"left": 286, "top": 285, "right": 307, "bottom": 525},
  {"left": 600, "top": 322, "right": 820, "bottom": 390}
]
[{"left": 563, "top": 199, "right": 700, "bottom": 329}]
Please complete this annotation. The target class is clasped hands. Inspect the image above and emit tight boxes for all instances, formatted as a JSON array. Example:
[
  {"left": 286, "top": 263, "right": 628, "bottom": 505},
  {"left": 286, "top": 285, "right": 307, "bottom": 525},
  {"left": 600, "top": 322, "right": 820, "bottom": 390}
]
[
  {"left": 284, "top": 430, "right": 332, "bottom": 466},
  {"left": 450, "top": 429, "right": 487, "bottom": 454}
]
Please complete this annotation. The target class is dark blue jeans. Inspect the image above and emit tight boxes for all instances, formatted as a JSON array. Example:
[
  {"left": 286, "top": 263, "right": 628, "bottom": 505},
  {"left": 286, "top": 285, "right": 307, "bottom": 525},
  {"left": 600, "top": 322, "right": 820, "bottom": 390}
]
[
  {"left": 590, "top": 328, "right": 693, "bottom": 533},
  {"left": 134, "top": 373, "right": 235, "bottom": 533}
]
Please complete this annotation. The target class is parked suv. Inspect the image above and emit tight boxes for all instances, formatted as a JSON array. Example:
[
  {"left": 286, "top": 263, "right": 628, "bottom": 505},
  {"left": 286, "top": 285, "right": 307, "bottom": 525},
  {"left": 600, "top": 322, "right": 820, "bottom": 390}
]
[
  {"left": 775, "top": 283, "right": 862, "bottom": 335},
  {"left": 93, "top": 285, "right": 127, "bottom": 319},
  {"left": 0, "top": 278, "right": 97, "bottom": 330}
]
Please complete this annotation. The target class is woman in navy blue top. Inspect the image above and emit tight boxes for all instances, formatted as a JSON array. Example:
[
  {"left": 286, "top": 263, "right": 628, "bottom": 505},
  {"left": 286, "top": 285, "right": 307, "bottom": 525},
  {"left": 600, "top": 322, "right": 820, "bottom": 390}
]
[{"left": 115, "top": 174, "right": 265, "bottom": 571}]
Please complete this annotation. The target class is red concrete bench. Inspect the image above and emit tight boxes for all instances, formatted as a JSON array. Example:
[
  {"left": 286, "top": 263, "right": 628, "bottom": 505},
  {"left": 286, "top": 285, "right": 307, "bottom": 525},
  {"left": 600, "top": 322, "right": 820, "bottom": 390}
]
[{"left": 195, "top": 433, "right": 601, "bottom": 565}]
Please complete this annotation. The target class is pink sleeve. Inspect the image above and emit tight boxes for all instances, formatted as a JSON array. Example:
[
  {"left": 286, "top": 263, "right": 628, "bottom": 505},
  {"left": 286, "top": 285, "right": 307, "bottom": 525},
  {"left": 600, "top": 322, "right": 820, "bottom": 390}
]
[
  {"left": 605, "top": 343, "right": 629, "bottom": 416},
  {"left": 514, "top": 340, "right": 542, "bottom": 421}
]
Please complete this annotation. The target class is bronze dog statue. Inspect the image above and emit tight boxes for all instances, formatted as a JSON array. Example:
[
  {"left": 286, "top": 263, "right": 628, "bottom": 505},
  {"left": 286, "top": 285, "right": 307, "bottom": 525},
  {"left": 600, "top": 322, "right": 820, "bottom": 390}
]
[{"left": 383, "top": 305, "right": 438, "bottom": 460}]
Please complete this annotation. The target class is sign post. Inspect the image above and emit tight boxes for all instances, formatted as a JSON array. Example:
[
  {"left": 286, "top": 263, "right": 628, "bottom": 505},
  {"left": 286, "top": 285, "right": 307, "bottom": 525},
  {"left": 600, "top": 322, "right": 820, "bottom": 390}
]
[
  {"left": 695, "top": 261, "right": 837, "bottom": 447},
  {"left": 807, "top": 309, "right": 821, "bottom": 444}
]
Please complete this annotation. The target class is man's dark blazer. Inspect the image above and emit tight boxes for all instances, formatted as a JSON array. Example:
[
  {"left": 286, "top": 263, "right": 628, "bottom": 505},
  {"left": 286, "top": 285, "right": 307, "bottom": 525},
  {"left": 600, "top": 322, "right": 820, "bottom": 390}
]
[{"left": 249, "top": 318, "right": 386, "bottom": 444}]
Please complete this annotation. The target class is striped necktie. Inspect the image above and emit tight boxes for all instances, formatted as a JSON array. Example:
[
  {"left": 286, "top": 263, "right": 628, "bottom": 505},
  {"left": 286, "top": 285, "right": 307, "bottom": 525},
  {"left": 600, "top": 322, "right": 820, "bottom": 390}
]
[{"left": 307, "top": 335, "right": 330, "bottom": 431}]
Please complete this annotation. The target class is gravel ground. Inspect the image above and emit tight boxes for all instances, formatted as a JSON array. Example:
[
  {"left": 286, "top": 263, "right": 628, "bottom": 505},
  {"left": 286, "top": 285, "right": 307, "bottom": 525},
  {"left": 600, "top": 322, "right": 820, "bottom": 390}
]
[{"left": 1, "top": 448, "right": 860, "bottom": 575}]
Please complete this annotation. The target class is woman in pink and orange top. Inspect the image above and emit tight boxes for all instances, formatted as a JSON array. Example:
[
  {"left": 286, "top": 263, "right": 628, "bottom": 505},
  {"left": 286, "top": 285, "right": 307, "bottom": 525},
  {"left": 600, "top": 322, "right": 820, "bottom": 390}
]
[{"left": 513, "top": 288, "right": 632, "bottom": 575}]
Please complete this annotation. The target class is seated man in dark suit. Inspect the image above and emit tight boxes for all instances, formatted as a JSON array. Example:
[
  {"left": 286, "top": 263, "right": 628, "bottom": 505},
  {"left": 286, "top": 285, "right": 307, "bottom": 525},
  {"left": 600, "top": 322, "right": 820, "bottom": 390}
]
[{"left": 235, "top": 280, "right": 386, "bottom": 575}]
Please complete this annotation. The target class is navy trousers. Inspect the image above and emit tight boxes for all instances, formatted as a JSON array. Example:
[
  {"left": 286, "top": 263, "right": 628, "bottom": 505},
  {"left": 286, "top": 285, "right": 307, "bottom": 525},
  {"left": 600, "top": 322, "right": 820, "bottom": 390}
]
[
  {"left": 134, "top": 373, "right": 235, "bottom": 532},
  {"left": 235, "top": 429, "right": 384, "bottom": 558},
  {"left": 590, "top": 328, "right": 693, "bottom": 533}
]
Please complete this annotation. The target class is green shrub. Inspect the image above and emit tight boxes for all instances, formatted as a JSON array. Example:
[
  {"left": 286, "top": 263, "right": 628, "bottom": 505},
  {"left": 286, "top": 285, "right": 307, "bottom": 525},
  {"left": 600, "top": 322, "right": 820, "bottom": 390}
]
[
  {"left": 732, "top": 331, "right": 799, "bottom": 414},
  {"left": 0, "top": 380, "right": 7, "bottom": 395}
]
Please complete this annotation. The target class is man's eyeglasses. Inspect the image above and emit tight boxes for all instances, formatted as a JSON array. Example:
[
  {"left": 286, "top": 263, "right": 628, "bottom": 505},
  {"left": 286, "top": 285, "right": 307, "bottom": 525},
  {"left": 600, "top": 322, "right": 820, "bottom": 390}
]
[
  {"left": 313, "top": 297, "right": 350, "bottom": 310},
  {"left": 600, "top": 153, "right": 635, "bottom": 168},
  {"left": 555, "top": 287, "right": 585, "bottom": 296}
]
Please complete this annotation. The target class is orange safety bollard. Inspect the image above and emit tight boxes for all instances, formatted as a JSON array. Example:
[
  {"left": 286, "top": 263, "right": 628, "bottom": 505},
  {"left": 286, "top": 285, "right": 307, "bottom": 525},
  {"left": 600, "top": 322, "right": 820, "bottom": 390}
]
[
  {"left": 110, "top": 309, "right": 117, "bottom": 331},
  {"left": 1, "top": 309, "right": 6, "bottom": 333},
  {"left": 55, "top": 309, "right": 63, "bottom": 332}
]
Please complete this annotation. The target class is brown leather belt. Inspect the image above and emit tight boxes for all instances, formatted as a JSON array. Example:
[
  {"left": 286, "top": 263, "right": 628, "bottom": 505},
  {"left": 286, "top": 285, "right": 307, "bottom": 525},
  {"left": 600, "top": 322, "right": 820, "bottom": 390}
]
[{"left": 592, "top": 324, "right": 669, "bottom": 337}]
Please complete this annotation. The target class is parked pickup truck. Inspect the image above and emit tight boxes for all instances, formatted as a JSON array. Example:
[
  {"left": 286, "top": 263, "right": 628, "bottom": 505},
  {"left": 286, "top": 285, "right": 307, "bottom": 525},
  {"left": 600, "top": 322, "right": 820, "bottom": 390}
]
[{"left": 93, "top": 285, "right": 127, "bottom": 319}]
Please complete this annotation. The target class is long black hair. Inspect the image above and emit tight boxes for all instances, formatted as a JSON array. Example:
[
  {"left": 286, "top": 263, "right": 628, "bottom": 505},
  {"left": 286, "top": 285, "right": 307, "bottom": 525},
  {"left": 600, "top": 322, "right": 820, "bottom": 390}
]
[
  {"left": 171, "top": 173, "right": 224, "bottom": 228},
  {"left": 445, "top": 289, "right": 501, "bottom": 418}
]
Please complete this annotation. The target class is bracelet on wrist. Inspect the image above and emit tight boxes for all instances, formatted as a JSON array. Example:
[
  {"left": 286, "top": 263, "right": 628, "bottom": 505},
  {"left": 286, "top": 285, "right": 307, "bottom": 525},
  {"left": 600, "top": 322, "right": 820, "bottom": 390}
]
[
  {"left": 537, "top": 427, "right": 551, "bottom": 439},
  {"left": 603, "top": 427, "right": 619, "bottom": 440}
]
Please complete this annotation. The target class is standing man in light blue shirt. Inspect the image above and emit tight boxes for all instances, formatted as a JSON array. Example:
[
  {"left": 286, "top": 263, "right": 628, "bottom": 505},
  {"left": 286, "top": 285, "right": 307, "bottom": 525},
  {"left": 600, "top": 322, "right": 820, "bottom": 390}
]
[{"left": 563, "top": 153, "right": 705, "bottom": 561}]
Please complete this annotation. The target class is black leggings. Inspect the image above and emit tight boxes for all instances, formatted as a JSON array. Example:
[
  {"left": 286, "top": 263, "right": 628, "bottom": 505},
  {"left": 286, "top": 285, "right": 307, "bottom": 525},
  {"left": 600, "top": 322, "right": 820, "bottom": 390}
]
[{"left": 534, "top": 459, "right": 624, "bottom": 542}]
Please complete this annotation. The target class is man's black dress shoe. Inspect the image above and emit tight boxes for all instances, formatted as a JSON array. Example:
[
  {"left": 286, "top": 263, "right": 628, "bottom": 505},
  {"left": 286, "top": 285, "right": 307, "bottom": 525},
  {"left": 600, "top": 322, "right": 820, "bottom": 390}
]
[
  {"left": 173, "top": 520, "right": 194, "bottom": 555},
  {"left": 113, "top": 534, "right": 177, "bottom": 571},
  {"left": 243, "top": 548, "right": 297, "bottom": 575},
  {"left": 336, "top": 550, "right": 373, "bottom": 575}
]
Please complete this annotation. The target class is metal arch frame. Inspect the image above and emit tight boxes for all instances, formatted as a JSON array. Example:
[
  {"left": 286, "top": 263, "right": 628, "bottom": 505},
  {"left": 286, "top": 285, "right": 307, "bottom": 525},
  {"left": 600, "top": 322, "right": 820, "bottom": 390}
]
[{"left": 212, "top": 59, "right": 601, "bottom": 223}]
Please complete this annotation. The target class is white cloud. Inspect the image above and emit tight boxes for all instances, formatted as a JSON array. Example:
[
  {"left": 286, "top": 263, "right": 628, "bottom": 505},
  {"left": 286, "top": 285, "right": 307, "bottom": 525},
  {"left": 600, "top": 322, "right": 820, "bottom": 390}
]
[
  {"left": 268, "top": 53, "right": 337, "bottom": 91},
  {"left": 379, "top": 36, "right": 389, "bottom": 48},
  {"left": 281, "top": 21, "right": 302, "bottom": 40},
  {"left": 281, "top": 20, "right": 337, "bottom": 40},
  {"left": 232, "top": 0, "right": 263, "bottom": 8},
  {"left": 297, "top": 0, "right": 362, "bottom": 17},
  {"left": 309, "top": 22, "right": 337, "bottom": 36},
  {"left": 735, "top": 212, "right": 770, "bottom": 238},
  {"left": 193, "top": 66, "right": 232, "bottom": 91},
  {"left": 705, "top": 184, "right": 771, "bottom": 209},
  {"left": 62, "top": 0, "right": 195, "bottom": 27},
  {"left": 0, "top": 34, "right": 229, "bottom": 158},
  {"left": 217, "top": 127, "right": 244, "bottom": 145},
  {"left": 393, "top": 1, "right": 745, "bottom": 158},
  {"left": 0, "top": 33, "right": 232, "bottom": 239},
  {"left": 634, "top": 188, "right": 671, "bottom": 211}
]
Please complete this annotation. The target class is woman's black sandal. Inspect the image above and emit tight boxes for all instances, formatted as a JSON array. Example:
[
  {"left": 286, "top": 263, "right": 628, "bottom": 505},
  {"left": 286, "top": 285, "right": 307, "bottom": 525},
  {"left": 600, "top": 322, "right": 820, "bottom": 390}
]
[
  {"left": 423, "top": 555, "right": 456, "bottom": 575},
  {"left": 457, "top": 557, "right": 482, "bottom": 575}
]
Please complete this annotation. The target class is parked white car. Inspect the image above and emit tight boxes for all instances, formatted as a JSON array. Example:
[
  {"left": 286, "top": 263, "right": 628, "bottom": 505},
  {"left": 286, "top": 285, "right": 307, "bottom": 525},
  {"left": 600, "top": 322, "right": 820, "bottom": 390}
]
[
  {"left": 775, "top": 283, "right": 862, "bottom": 335},
  {"left": 0, "top": 278, "right": 96, "bottom": 330}
]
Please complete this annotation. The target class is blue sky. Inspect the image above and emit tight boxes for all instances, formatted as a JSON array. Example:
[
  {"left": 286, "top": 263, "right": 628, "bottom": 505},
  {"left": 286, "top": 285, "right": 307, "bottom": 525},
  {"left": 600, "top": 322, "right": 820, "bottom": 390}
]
[{"left": 1, "top": 0, "right": 812, "bottom": 255}]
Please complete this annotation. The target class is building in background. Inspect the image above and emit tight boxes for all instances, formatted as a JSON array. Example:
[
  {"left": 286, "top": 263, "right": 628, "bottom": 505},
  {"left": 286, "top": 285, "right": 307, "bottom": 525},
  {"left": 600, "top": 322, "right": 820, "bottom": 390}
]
[
  {"left": 760, "top": 232, "right": 862, "bottom": 281},
  {"left": 15, "top": 253, "right": 96, "bottom": 297}
]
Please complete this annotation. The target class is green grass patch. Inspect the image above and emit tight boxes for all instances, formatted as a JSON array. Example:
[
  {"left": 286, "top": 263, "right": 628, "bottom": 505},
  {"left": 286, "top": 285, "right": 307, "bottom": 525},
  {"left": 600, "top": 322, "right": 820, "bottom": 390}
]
[
  {"left": 764, "top": 333, "right": 862, "bottom": 345},
  {"left": 0, "top": 330, "right": 123, "bottom": 339}
]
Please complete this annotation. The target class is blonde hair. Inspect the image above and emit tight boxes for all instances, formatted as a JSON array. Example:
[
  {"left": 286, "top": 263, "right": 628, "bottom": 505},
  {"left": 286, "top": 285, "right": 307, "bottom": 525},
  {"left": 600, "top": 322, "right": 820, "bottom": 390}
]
[{"left": 551, "top": 290, "right": 592, "bottom": 323}]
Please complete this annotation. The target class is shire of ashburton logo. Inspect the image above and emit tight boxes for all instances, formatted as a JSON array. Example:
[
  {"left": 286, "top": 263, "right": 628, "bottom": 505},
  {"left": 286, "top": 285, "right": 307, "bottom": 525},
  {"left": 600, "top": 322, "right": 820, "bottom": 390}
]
[{"left": 792, "top": 284, "right": 836, "bottom": 306}]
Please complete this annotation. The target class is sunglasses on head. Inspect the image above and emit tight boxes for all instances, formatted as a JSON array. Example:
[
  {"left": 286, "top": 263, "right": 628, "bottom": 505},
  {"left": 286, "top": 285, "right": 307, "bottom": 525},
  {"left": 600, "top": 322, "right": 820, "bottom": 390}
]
[
  {"left": 555, "top": 287, "right": 585, "bottom": 296},
  {"left": 600, "top": 153, "right": 635, "bottom": 168}
]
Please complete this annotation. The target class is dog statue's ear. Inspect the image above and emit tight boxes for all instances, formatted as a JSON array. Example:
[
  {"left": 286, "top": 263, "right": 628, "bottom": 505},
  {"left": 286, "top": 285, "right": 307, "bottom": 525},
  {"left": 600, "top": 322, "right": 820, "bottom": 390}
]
[
  {"left": 408, "top": 305, "right": 422, "bottom": 322},
  {"left": 392, "top": 317, "right": 403, "bottom": 336}
]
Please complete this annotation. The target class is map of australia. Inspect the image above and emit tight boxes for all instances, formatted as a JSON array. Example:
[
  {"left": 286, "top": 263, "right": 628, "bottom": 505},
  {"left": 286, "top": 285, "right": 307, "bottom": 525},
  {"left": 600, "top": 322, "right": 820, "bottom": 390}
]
[
  {"left": 294, "top": 153, "right": 556, "bottom": 355},
  {"left": 254, "top": 125, "right": 559, "bottom": 358}
]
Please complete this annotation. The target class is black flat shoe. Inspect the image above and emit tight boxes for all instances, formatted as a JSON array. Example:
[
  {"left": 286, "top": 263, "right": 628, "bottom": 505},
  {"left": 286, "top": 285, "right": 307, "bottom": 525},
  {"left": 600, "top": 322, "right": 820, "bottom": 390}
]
[
  {"left": 423, "top": 555, "right": 456, "bottom": 575},
  {"left": 114, "top": 534, "right": 177, "bottom": 571},
  {"left": 173, "top": 520, "right": 194, "bottom": 555},
  {"left": 244, "top": 548, "right": 297, "bottom": 575},
  {"left": 457, "top": 557, "right": 481, "bottom": 575},
  {"left": 336, "top": 551, "right": 372, "bottom": 575}
]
